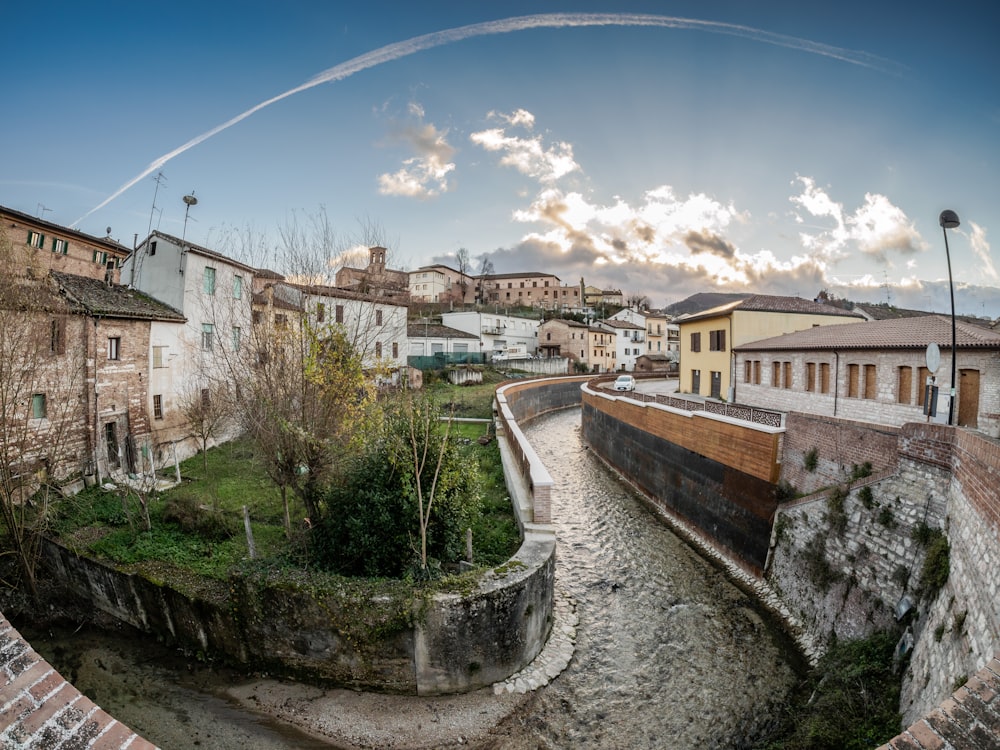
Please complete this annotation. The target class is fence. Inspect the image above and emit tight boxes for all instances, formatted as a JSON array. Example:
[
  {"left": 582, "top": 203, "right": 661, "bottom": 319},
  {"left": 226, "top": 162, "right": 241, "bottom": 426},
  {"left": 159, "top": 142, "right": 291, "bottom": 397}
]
[
  {"left": 407, "top": 352, "right": 488, "bottom": 370},
  {"left": 626, "top": 390, "right": 785, "bottom": 428}
]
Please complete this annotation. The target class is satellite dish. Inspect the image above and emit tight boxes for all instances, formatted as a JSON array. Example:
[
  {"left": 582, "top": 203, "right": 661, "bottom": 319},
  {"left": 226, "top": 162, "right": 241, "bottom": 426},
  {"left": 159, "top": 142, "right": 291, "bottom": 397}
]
[
  {"left": 106, "top": 226, "right": 112, "bottom": 235},
  {"left": 183, "top": 193, "right": 198, "bottom": 207},
  {"left": 925, "top": 342, "right": 941, "bottom": 374}
]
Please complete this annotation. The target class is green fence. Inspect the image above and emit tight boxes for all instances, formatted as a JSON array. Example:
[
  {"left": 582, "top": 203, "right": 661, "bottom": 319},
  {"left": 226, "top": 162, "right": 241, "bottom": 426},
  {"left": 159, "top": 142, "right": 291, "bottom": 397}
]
[{"left": 407, "top": 353, "right": 488, "bottom": 370}]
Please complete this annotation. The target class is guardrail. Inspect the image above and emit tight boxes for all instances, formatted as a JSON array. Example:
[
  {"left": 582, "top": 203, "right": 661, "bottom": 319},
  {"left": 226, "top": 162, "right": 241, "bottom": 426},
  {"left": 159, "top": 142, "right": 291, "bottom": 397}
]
[{"left": 617, "top": 389, "right": 785, "bottom": 429}]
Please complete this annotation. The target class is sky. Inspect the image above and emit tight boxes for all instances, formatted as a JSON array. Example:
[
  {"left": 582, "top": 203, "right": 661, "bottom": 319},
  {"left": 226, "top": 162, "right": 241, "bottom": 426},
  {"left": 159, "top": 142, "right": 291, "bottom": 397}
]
[{"left": 3, "top": 1, "right": 999, "bottom": 316}]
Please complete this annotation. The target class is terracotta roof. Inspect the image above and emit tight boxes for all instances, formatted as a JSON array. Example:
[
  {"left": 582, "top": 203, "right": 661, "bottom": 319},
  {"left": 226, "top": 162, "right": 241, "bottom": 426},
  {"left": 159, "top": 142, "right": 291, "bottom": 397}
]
[
  {"left": 682, "top": 294, "right": 865, "bottom": 323},
  {"left": 295, "top": 282, "right": 409, "bottom": 308},
  {"left": 540, "top": 318, "right": 588, "bottom": 328},
  {"left": 735, "top": 315, "right": 1000, "bottom": 352},
  {"left": 1, "top": 204, "right": 130, "bottom": 254},
  {"left": 406, "top": 323, "right": 478, "bottom": 339},
  {"left": 598, "top": 319, "right": 644, "bottom": 330},
  {"left": 853, "top": 301, "right": 995, "bottom": 328},
  {"left": 51, "top": 271, "right": 186, "bottom": 321},
  {"left": 483, "top": 271, "right": 560, "bottom": 280}
]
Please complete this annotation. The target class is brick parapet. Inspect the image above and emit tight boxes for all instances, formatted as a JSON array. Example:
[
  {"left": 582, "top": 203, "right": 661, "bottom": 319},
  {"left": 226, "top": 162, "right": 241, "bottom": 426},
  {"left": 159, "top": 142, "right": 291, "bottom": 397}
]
[{"left": 0, "top": 614, "right": 155, "bottom": 749}]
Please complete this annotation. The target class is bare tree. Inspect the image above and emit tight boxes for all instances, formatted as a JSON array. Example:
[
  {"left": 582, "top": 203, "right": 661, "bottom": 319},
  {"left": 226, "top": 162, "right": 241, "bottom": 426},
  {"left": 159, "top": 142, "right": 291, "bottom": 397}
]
[
  {"left": 179, "top": 382, "right": 230, "bottom": 481},
  {"left": 627, "top": 292, "right": 651, "bottom": 311},
  {"left": 455, "top": 247, "right": 471, "bottom": 306},
  {"left": 476, "top": 255, "right": 495, "bottom": 305},
  {"left": 0, "top": 230, "right": 87, "bottom": 599}
]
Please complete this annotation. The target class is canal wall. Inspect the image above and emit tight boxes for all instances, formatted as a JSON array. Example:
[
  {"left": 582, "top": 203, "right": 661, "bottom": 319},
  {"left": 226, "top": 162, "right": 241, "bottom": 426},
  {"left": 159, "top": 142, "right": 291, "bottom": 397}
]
[
  {"left": 498, "top": 376, "right": 999, "bottom": 746},
  {"left": 579, "top": 381, "right": 783, "bottom": 573}
]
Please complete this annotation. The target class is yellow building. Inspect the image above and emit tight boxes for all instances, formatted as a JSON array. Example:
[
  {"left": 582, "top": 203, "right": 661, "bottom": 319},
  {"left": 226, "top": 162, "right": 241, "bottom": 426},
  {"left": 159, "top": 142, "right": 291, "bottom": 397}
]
[{"left": 677, "top": 295, "right": 863, "bottom": 400}]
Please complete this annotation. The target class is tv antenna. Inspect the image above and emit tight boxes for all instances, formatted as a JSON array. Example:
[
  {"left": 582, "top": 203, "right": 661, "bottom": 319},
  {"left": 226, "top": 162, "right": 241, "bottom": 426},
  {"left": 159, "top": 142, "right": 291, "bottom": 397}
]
[
  {"left": 147, "top": 172, "right": 166, "bottom": 240},
  {"left": 37, "top": 203, "right": 52, "bottom": 219},
  {"left": 181, "top": 192, "right": 198, "bottom": 242},
  {"left": 881, "top": 271, "right": 893, "bottom": 306}
]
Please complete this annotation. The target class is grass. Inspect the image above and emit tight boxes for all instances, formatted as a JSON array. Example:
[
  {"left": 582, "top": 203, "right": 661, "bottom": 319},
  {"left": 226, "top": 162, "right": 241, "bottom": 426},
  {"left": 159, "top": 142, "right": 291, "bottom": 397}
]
[{"left": 50, "top": 381, "right": 520, "bottom": 581}]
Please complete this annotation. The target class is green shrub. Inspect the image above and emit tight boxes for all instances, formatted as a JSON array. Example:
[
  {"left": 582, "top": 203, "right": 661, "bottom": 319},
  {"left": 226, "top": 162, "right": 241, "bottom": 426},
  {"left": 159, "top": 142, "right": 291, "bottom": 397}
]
[
  {"left": 918, "top": 530, "right": 950, "bottom": 598},
  {"left": 850, "top": 462, "right": 873, "bottom": 480},
  {"left": 161, "top": 493, "right": 238, "bottom": 542},
  {"left": 858, "top": 485, "right": 875, "bottom": 510},
  {"left": 877, "top": 506, "right": 897, "bottom": 529},
  {"left": 826, "top": 485, "right": 849, "bottom": 536},
  {"left": 804, "top": 447, "right": 819, "bottom": 472}
]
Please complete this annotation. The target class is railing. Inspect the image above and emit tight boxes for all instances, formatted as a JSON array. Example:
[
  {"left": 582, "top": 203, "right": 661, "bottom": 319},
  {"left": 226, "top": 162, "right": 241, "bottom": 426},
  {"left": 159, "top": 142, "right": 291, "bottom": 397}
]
[
  {"left": 627, "top": 390, "right": 785, "bottom": 429},
  {"left": 407, "top": 353, "right": 487, "bottom": 370}
]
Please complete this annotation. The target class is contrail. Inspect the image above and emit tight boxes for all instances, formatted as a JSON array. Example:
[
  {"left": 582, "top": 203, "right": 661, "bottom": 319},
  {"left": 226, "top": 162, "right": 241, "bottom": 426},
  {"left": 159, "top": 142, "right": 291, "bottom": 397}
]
[{"left": 72, "top": 13, "right": 903, "bottom": 227}]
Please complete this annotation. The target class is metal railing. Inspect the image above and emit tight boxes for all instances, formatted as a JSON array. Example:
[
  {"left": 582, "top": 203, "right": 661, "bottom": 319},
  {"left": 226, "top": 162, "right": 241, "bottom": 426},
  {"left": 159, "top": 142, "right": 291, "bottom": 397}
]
[{"left": 627, "top": 390, "right": 785, "bottom": 428}]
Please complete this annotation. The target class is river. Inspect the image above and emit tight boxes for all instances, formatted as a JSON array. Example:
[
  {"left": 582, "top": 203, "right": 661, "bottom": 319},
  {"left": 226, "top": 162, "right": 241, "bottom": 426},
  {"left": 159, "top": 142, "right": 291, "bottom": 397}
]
[{"left": 18, "top": 407, "right": 802, "bottom": 748}]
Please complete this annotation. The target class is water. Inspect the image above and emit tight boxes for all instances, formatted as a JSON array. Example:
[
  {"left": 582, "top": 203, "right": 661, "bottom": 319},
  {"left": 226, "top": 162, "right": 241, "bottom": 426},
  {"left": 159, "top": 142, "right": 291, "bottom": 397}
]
[
  {"left": 479, "top": 408, "right": 801, "bottom": 748},
  {"left": 19, "top": 407, "right": 801, "bottom": 749}
]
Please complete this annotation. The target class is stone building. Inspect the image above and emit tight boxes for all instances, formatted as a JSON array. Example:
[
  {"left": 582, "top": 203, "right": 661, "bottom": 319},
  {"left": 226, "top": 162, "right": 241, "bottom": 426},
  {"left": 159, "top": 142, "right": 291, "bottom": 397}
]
[
  {"left": 409, "top": 264, "right": 475, "bottom": 304},
  {"left": 538, "top": 318, "right": 589, "bottom": 364},
  {"left": 733, "top": 315, "right": 1000, "bottom": 435},
  {"left": 334, "top": 246, "right": 409, "bottom": 301}
]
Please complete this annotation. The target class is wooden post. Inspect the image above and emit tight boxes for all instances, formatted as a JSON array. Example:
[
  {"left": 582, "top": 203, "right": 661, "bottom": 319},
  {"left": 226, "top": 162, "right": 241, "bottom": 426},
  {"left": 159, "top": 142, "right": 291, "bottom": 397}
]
[{"left": 243, "top": 505, "right": 256, "bottom": 559}]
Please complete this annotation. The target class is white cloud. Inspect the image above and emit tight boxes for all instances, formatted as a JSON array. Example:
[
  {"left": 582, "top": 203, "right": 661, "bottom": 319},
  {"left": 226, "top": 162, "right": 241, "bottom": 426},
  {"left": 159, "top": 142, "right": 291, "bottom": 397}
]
[
  {"left": 377, "top": 106, "right": 456, "bottom": 198},
  {"left": 789, "top": 176, "right": 925, "bottom": 263},
  {"left": 470, "top": 110, "right": 579, "bottom": 183},
  {"left": 969, "top": 221, "right": 998, "bottom": 282}
]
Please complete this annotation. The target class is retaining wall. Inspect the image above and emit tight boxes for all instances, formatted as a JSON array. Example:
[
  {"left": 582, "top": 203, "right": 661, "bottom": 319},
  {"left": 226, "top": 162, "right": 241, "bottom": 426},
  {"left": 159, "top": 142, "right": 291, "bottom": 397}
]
[{"left": 579, "top": 383, "right": 783, "bottom": 573}]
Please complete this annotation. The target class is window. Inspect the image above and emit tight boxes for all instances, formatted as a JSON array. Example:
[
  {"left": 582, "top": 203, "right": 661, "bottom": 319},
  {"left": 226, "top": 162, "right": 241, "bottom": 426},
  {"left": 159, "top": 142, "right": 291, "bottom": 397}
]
[
  {"left": 392, "top": 342, "right": 398, "bottom": 358},
  {"left": 92, "top": 250, "right": 108, "bottom": 265},
  {"left": 375, "top": 341, "right": 382, "bottom": 357},
  {"left": 201, "top": 323, "right": 215, "bottom": 351},
  {"left": 690, "top": 332, "right": 701, "bottom": 352},
  {"left": 744, "top": 361, "right": 752, "bottom": 384},
  {"left": 274, "top": 314, "right": 287, "bottom": 328},
  {"left": 252, "top": 310, "right": 263, "bottom": 325},
  {"left": 107, "top": 337, "right": 121, "bottom": 360},
  {"left": 708, "top": 329, "right": 725, "bottom": 351},
  {"left": 31, "top": 394, "right": 47, "bottom": 419},
  {"left": 52, "top": 238, "right": 68, "bottom": 255},
  {"left": 203, "top": 267, "right": 216, "bottom": 295},
  {"left": 783, "top": 362, "right": 792, "bottom": 390},
  {"left": 153, "top": 395, "right": 163, "bottom": 420},
  {"left": 201, "top": 388, "right": 211, "bottom": 408},
  {"left": 316, "top": 303, "right": 325, "bottom": 322},
  {"left": 753, "top": 360, "right": 761, "bottom": 385},
  {"left": 233, "top": 275, "right": 243, "bottom": 300},
  {"left": 376, "top": 309, "right": 383, "bottom": 326},
  {"left": 28, "top": 231, "right": 45, "bottom": 248},
  {"left": 335, "top": 305, "right": 344, "bottom": 324},
  {"left": 820, "top": 363, "right": 831, "bottom": 394},
  {"left": 848, "top": 364, "right": 860, "bottom": 398},
  {"left": 232, "top": 326, "right": 241, "bottom": 350},
  {"left": 152, "top": 346, "right": 167, "bottom": 368},
  {"left": 864, "top": 365, "right": 877, "bottom": 399},
  {"left": 691, "top": 369, "right": 701, "bottom": 394},
  {"left": 773, "top": 361, "right": 782, "bottom": 387},
  {"left": 898, "top": 366, "right": 913, "bottom": 404},
  {"left": 805, "top": 362, "right": 816, "bottom": 392},
  {"left": 50, "top": 319, "right": 65, "bottom": 354},
  {"left": 149, "top": 241, "right": 157, "bottom": 256}
]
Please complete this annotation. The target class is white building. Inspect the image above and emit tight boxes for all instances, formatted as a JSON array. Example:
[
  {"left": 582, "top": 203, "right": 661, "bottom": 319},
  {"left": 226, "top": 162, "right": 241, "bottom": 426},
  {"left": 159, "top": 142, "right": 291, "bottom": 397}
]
[
  {"left": 407, "top": 322, "right": 480, "bottom": 358},
  {"left": 596, "top": 319, "right": 646, "bottom": 371},
  {"left": 441, "top": 311, "right": 540, "bottom": 357},
  {"left": 408, "top": 264, "right": 474, "bottom": 304}
]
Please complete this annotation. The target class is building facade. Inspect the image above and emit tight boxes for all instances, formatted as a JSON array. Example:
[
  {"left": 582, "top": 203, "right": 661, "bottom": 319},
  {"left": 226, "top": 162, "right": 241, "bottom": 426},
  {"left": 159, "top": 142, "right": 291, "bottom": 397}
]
[
  {"left": 677, "top": 294, "right": 864, "bottom": 400},
  {"left": 733, "top": 316, "right": 1000, "bottom": 435},
  {"left": 441, "top": 311, "right": 540, "bottom": 357}
]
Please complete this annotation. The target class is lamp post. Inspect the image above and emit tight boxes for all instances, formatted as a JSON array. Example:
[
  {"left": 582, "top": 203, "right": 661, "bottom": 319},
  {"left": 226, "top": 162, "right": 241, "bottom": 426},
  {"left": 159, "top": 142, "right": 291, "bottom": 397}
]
[{"left": 939, "top": 209, "right": 960, "bottom": 426}]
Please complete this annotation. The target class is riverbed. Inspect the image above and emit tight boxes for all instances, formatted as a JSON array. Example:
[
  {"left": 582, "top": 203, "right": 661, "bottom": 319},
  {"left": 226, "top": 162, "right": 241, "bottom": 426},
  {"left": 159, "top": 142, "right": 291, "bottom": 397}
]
[{"left": 17, "top": 408, "right": 802, "bottom": 748}]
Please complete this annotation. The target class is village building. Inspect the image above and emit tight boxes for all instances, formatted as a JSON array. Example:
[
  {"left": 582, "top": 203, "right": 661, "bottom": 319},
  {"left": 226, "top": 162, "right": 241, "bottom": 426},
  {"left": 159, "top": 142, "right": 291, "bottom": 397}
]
[
  {"left": 677, "top": 294, "right": 864, "bottom": 400},
  {"left": 635, "top": 353, "right": 675, "bottom": 374},
  {"left": 583, "top": 285, "right": 624, "bottom": 312},
  {"left": 2, "top": 204, "right": 130, "bottom": 284},
  {"left": 121, "top": 231, "right": 255, "bottom": 459},
  {"left": 334, "top": 246, "right": 409, "bottom": 301},
  {"left": 406, "top": 322, "right": 480, "bottom": 362},
  {"left": 733, "top": 315, "right": 1000, "bottom": 435},
  {"left": 608, "top": 307, "right": 672, "bottom": 357},
  {"left": 595, "top": 318, "right": 645, "bottom": 371},
  {"left": 537, "top": 318, "right": 612, "bottom": 370},
  {"left": 409, "top": 264, "right": 475, "bottom": 305},
  {"left": 441, "top": 310, "right": 540, "bottom": 358}
]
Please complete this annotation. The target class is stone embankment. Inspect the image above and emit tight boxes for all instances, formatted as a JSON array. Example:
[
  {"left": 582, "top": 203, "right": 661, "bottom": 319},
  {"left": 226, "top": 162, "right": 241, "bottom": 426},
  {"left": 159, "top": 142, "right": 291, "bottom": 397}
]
[{"left": 0, "top": 614, "right": 154, "bottom": 749}]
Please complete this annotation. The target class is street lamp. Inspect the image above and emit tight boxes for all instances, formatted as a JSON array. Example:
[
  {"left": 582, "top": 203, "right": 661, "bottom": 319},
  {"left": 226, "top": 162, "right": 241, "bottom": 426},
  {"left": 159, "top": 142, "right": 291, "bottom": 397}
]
[{"left": 939, "top": 209, "right": 960, "bottom": 426}]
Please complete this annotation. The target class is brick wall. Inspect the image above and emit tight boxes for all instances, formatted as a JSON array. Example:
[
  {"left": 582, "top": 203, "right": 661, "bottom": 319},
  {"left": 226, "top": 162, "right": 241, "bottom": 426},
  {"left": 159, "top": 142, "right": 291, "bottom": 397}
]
[
  {"left": 0, "top": 614, "right": 154, "bottom": 749},
  {"left": 781, "top": 412, "right": 900, "bottom": 495}
]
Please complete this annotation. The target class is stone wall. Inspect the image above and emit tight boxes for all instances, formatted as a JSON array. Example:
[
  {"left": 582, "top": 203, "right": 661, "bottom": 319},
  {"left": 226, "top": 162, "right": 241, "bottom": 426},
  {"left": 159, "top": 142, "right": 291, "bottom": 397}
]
[{"left": 40, "top": 532, "right": 554, "bottom": 696}]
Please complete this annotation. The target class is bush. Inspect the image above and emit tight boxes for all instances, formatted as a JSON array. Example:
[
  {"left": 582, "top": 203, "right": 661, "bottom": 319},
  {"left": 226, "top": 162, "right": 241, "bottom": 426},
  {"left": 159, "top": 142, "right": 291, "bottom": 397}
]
[
  {"left": 761, "top": 631, "right": 903, "bottom": 749},
  {"left": 858, "top": 485, "right": 875, "bottom": 510},
  {"left": 826, "top": 485, "right": 849, "bottom": 536},
  {"left": 161, "top": 493, "right": 238, "bottom": 542},
  {"left": 803, "top": 447, "right": 819, "bottom": 472},
  {"left": 918, "top": 530, "right": 950, "bottom": 598}
]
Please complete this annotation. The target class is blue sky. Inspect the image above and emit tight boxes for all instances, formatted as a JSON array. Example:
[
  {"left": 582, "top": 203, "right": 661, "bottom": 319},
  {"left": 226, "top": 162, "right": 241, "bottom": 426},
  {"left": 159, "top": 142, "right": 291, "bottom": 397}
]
[{"left": 4, "top": 1, "right": 999, "bottom": 315}]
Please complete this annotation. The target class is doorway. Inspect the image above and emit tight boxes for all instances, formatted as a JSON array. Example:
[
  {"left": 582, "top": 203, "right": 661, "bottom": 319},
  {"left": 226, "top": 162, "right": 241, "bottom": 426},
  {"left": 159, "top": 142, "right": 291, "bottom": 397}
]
[
  {"left": 105, "top": 421, "right": 120, "bottom": 470},
  {"left": 958, "top": 369, "right": 980, "bottom": 428}
]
